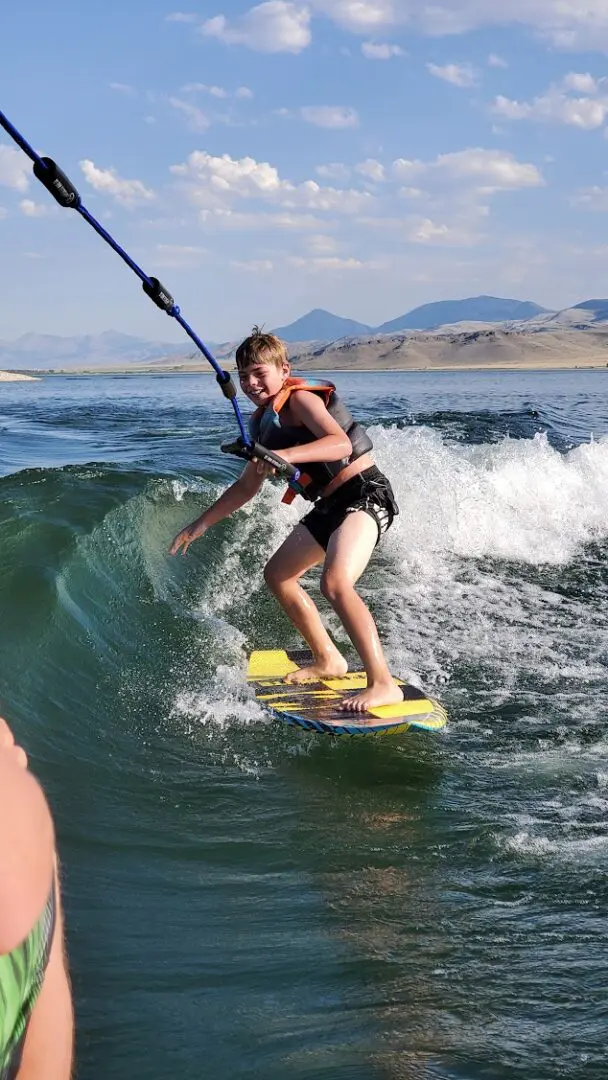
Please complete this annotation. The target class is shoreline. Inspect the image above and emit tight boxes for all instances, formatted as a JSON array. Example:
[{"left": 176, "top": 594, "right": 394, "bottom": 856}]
[{"left": 3, "top": 359, "right": 607, "bottom": 378}]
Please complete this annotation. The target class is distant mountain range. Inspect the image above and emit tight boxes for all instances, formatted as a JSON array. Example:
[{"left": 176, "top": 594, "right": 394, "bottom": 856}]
[{"left": 3, "top": 296, "right": 608, "bottom": 370}]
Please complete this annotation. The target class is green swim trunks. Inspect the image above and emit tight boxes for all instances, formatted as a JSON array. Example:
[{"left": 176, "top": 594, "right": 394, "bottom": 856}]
[{"left": 0, "top": 883, "right": 55, "bottom": 1080}]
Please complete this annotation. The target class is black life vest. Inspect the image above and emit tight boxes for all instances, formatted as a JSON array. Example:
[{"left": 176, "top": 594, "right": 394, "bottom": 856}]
[{"left": 249, "top": 377, "right": 373, "bottom": 501}]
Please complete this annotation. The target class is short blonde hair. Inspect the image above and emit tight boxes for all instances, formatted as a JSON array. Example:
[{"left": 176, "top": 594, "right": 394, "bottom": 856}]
[{"left": 235, "top": 326, "right": 289, "bottom": 371}]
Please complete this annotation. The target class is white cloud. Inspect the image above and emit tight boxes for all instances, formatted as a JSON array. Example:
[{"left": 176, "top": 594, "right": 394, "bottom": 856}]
[
  {"left": 405, "top": 217, "right": 461, "bottom": 243},
  {"left": 562, "top": 72, "right": 599, "bottom": 94},
  {"left": 427, "top": 62, "right": 478, "bottom": 87},
  {"left": 433, "top": 148, "right": 543, "bottom": 190},
  {"left": 171, "top": 150, "right": 374, "bottom": 217},
  {"left": 299, "top": 105, "right": 359, "bottom": 128},
  {"left": 392, "top": 158, "right": 426, "bottom": 180},
  {"left": 356, "top": 158, "right": 385, "bottom": 181},
  {"left": 361, "top": 41, "right": 405, "bottom": 59},
  {"left": 166, "top": 12, "right": 198, "bottom": 22},
  {"left": 310, "top": 0, "right": 395, "bottom": 33},
  {"left": 315, "top": 163, "right": 351, "bottom": 181},
  {"left": 236, "top": 86, "right": 254, "bottom": 98},
  {"left": 109, "top": 82, "right": 135, "bottom": 95},
  {"left": 288, "top": 255, "right": 366, "bottom": 271},
  {"left": 309, "top": 1, "right": 608, "bottom": 51},
  {"left": 19, "top": 199, "right": 47, "bottom": 217},
  {"left": 168, "top": 96, "right": 210, "bottom": 131},
  {"left": 493, "top": 87, "right": 608, "bottom": 129},
  {"left": 79, "top": 160, "right": 155, "bottom": 205},
  {"left": 0, "top": 206, "right": 7, "bottom": 219},
  {"left": 0, "top": 145, "right": 30, "bottom": 191},
  {"left": 487, "top": 53, "right": 508, "bottom": 68},
  {"left": 200, "top": 1, "right": 311, "bottom": 53}
]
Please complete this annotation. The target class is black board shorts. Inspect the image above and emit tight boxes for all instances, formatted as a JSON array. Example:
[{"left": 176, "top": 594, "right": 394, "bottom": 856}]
[{"left": 301, "top": 466, "right": 399, "bottom": 551}]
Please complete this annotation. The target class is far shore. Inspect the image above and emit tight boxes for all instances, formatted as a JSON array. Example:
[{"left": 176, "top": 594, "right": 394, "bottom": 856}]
[{"left": 3, "top": 357, "right": 608, "bottom": 379}]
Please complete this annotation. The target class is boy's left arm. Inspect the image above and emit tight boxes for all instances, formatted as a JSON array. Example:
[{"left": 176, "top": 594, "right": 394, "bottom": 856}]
[{"left": 280, "top": 391, "right": 352, "bottom": 464}]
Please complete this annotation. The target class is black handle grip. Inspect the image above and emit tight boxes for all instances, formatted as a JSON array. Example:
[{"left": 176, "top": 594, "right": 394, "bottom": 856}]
[{"left": 220, "top": 439, "right": 300, "bottom": 481}]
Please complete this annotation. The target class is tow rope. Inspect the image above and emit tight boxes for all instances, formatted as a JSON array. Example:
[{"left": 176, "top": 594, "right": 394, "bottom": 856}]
[{"left": 0, "top": 108, "right": 300, "bottom": 486}]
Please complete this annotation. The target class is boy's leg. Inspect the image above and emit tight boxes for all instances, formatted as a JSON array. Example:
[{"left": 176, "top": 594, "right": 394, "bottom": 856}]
[
  {"left": 264, "top": 524, "right": 348, "bottom": 682},
  {"left": 321, "top": 511, "right": 402, "bottom": 711}
]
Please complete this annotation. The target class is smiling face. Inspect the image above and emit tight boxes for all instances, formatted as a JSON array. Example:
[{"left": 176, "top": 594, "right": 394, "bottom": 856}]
[{"left": 238, "top": 359, "right": 289, "bottom": 407}]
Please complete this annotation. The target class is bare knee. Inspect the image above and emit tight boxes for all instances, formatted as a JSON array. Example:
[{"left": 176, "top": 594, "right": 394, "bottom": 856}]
[
  {"left": 263, "top": 559, "right": 281, "bottom": 594},
  {"left": 264, "top": 559, "right": 296, "bottom": 595},
  {"left": 320, "top": 570, "right": 353, "bottom": 606}
]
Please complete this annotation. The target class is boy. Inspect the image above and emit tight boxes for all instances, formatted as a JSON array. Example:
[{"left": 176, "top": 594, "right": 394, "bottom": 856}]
[{"left": 169, "top": 328, "right": 401, "bottom": 712}]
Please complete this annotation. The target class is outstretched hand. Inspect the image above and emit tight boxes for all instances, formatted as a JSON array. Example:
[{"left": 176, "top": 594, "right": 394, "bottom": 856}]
[{"left": 169, "top": 522, "right": 206, "bottom": 556}]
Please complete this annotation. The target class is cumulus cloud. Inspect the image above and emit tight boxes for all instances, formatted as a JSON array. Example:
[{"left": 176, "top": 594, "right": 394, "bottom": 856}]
[
  {"left": 562, "top": 72, "right": 599, "bottom": 93},
  {"left": 433, "top": 148, "right": 543, "bottom": 190},
  {"left": 361, "top": 41, "right": 405, "bottom": 58},
  {"left": 493, "top": 76, "right": 608, "bottom": 129},
  {"left": 79, "top": 160, "right": 155, "bottom": 205},
  {"left": 299, "top": 105, "right": 359, "bottom": 128},
  {"left": 356, "top": 158, "right": 385, "bottom": 181},
  {"left": 0, "top": 145, "right": 30, "bottom": 191},
  {"left": 310, "top": 0, "right": 395, "bottom": 33},
  {"left": 171, "top": 151, "right": 374, "bottom": 221},
  {"left": 200, "top": 1, "right": 311, "bottom": 53},
  {"left": 308, "top": 1, "right": 608, "bottom": 51},
  {"left": 109, "top": 83, "right": 135, "bottom": 95},
  {"left": 19, "top": 199, "right": 47, "bottom": 217},
  {"left": 427, "top": 61, "right": 478, "bottom": 87}
]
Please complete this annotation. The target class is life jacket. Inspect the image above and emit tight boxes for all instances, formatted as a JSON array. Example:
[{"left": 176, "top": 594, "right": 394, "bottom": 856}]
[{"left": 249, "top": 377, "right": 373, "bottom": 502}]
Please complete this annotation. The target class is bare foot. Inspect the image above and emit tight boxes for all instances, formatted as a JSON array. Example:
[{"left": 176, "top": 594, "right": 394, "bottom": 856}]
[
  {"left": 338, "top": 680, "right": 403, "bottom": 713},
  {"left": 285, "top": 653, "right": 348, "bottom": 685}
]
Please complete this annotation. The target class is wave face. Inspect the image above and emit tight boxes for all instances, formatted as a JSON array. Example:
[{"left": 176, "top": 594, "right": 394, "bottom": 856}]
[{"left": 1, "top": 369, "right": 607, "bottom": 1080}]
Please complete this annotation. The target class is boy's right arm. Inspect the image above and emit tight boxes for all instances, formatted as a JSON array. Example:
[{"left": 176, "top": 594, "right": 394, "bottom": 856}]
[{"left": 169, "top": 461, "right": 265, "bottom": 556}]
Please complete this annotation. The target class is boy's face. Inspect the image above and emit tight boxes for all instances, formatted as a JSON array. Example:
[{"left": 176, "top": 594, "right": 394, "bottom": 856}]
[{"left": 238, "top": 359, "right": 289, "bottom": 406}]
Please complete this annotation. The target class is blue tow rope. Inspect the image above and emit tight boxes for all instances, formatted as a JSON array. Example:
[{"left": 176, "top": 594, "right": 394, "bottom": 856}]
[{"left": 0, "top": 108, "right": 252, "bottom": 446}]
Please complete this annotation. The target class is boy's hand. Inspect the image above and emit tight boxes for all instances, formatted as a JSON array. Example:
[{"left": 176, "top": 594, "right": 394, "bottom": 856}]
[
  {"left": 169, "top": 521, "right": 207, "bottom": 556},
  {"left": 254, "top": 450, "right": 291, "bottom": 478}
]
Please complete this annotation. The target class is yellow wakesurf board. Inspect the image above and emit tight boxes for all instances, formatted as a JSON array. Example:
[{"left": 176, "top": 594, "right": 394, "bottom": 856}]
[{"left": 247, "top": 648, "right": 447, "bottom": 737}]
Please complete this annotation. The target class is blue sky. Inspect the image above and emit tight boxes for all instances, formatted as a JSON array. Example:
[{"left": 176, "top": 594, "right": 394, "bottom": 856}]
[{"left": 2, "top": 1, "right": 608, "bottom": 342}]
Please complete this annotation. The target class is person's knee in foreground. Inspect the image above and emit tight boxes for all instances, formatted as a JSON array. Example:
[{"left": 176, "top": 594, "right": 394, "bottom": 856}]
[
  {"left": 170, "top": 326, "right": 401, "bottom": 712},
  {"left": 0, "top": 717, "right": 73, "bottom": 1080}
]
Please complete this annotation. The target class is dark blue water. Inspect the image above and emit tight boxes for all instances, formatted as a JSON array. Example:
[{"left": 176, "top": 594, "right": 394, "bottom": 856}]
[{"left": 1, "top": 368, "right": 607, "bottom": 1079}]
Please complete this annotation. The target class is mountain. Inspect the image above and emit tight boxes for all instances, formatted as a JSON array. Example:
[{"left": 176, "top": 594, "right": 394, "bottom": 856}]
[
  {"left": 572, "top": 298, "right": 608, "bottom": 321},
  {"left": 0, "top": 331, "right": 199, "bottom": 370},
  {"left": 376, "top": 296, "right": 550, "bottom": 333},
  {"left": 271, "top": 308, "right": 372, "bottom": 343}
]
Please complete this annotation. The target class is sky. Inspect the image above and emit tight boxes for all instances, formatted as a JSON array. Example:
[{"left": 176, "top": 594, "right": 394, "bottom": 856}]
[{"left": 3, "top": 1, "right": 608, "bottom": 343}]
